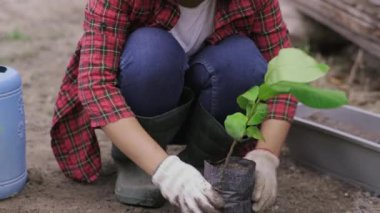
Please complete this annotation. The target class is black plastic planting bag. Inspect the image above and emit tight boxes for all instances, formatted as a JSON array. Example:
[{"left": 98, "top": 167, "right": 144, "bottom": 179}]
[{"left": 204, "top": 157, "right": 256, "bottom": 213}]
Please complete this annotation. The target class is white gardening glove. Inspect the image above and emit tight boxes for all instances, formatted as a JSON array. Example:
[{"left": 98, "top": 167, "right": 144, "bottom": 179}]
[
  {"left": 244, "top": 149, "right": 280, "bottom": 212},
  {"left": 152, "top": 155, "right": 224, "bottom": 213}
]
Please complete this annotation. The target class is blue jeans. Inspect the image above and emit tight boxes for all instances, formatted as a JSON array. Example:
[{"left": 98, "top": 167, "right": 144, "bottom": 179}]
[{"left": 118, "top": 28, "right": 267, "bottom": 122}]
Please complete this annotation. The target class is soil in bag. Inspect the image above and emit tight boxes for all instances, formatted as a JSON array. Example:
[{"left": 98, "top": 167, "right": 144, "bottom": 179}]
[{"left": 204, "top": 157, "right": 255, "bottom": 213}]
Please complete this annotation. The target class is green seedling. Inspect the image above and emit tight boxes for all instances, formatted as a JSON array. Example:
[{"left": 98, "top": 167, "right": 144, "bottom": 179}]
[
  {"left": 6, "top": 30, "right": 30, "bottom": 41},
  {"left": 223, "top": 48, "right": 348, "bottom": 167}
]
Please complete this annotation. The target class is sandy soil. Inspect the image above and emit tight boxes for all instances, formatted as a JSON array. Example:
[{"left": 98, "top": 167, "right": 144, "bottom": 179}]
[{"left": 0, "top": 0, "right": 379, "bottom": 212}]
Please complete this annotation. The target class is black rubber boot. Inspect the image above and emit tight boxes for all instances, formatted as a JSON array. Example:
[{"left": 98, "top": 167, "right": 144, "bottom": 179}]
[
  {"left": 112, "top": 88, "right": 194, "bottom": 207},
  {"left": 177, "top": 102, "right": 235, "bottom": 168}
]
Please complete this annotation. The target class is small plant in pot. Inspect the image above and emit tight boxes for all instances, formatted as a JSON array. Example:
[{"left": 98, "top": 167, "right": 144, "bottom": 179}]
[{"left": 203, "top": 48, "right": 349, "bottom": 212}]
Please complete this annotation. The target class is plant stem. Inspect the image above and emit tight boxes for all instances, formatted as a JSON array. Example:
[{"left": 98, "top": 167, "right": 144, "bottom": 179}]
[
  {"left": 219, "top": 140, "right": 238, "bottom": 184},
  {"left": 247, "top": 98, "right": 261, "bottom": 120},
  {"left": 223, "top": 140, "right": 238, "bottom": 169},
  {"left": 222, "top": 99, "right": 260, "bottom": 170}
]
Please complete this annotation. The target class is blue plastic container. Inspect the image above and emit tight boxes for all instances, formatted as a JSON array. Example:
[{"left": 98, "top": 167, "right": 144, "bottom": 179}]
[{"left": 0, "top": 66, "right": 27, "bottom": 200}]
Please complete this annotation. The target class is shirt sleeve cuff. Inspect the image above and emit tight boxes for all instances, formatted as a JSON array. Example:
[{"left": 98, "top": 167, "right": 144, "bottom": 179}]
[
  {"left": 266, "top": 94, "right": 298, "bottom": 122},
  {"left": 89, "top": 108, "right": 135, "bottom": 129}
]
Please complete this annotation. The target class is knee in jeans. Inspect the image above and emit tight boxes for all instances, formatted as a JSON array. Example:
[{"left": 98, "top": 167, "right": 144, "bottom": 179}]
[{"left": 119, "top": 27, "right": 187, "bottom": 85}]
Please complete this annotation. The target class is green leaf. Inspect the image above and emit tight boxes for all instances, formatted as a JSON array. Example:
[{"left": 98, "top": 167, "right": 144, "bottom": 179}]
[
  {"left": 246, "top": 126, "right": 265, "bottom": 141},
  {"left": 246, "top": 103, "right": 253, "bottom": 117},
  {"left": 318, "top": 64, "right": 330, "bottom": 72},
  {"left": 248, "top": 103, "right": 268, "bottom": 125},
  {"left": 258, "top": 83, "right": 293, "bottom": 100},
  {"left": 265, "top": 48, "right": 330, "bottom": 85},
  {"left": 224, "top": 113, "right": 248, "bottom": 140},
  {"left": 279, "top": 82, "right": 348, "bottom": 108},
  {"left": 258, "top": 84, "right": 280, "bottom": 100},
  {"left": 258, "top": 82, "right": 293, "bottom": 101},
  {"left": 237, "top": 86, "right": 259, "bottom": 110},
  {"left": 270, "top": 83, "right": 291, "bottom": 93}
]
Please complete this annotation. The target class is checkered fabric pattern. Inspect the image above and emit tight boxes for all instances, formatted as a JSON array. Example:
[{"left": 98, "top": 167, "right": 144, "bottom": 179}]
[{"left": 51, "top": 0, "right": 297, "bottom": 183}]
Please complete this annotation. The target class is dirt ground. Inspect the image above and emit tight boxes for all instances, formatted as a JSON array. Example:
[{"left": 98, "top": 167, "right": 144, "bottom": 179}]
[{"left": 0, "top": 0, "right": 379, "bottom": 212}]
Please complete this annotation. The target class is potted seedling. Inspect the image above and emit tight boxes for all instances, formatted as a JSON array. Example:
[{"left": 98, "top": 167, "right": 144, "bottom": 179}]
[{"left": 203, "top": 48, "right": 348, "bottom": 212}]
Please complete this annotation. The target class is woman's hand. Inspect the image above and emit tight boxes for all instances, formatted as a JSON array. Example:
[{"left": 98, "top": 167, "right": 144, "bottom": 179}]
[
  {"left": 244, "top": 149, "right": 279, "bottom": 211},
  {"left": 103, "top": 117, "right": 223, "bottom": 212},
  {"left": 152, "top": 156, "right": 224, "bottom": 213},
  {"left": 243, "top": 119, "right": 289, "bottom": 211}
]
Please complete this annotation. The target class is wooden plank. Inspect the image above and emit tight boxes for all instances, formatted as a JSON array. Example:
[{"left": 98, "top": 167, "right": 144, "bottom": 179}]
[
  {"left": 293, "top": 0, "right": 380, "bottom": 41},
  {"left": 340, "top": 0, "right": 380, "bottom": 19},
  {"left": 326, "top": 0, "right": 380, "bottom": 28},
  {"left": 292, "top": 0, "right": 380, "bottom": 58}
]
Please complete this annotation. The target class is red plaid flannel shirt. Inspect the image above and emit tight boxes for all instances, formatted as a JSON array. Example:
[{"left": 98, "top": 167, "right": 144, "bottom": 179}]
[{"left": 51, "top": 0, "right": 297, "bottom": 183}]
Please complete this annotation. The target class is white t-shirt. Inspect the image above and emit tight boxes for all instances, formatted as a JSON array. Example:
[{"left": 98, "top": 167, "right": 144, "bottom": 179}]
[{"left": 169, "top": 0, "right": 216, "bottom": 56}]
